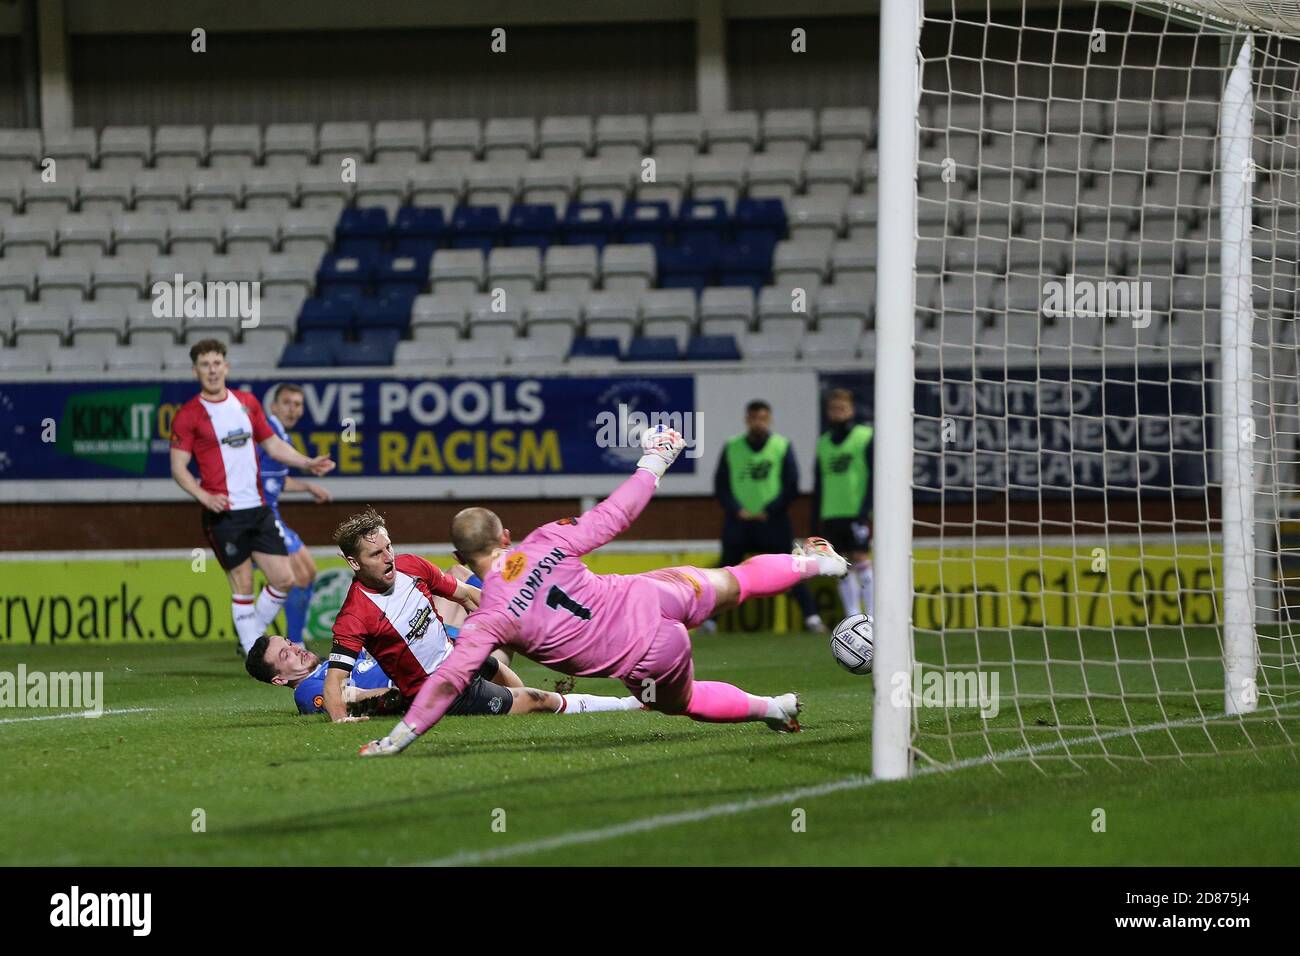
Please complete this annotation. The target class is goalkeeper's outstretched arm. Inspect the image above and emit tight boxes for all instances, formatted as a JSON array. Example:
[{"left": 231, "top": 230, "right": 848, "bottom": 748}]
[{"left": 557, "top": 427, "right": 687, "bottom": 558}]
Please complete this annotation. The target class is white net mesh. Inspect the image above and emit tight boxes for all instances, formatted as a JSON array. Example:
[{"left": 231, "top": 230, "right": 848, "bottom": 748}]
[{"left": 908, "top": 0, "right": 1300, "bottom": 771}]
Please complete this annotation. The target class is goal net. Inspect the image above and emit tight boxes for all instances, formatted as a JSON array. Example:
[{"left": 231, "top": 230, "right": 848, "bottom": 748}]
[{"left": 872, "top": 0, "right": 1300, "bottom": 776}]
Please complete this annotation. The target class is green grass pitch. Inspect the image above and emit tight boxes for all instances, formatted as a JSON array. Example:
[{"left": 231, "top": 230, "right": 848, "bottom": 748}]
[{"left": 1, "top": 632, "right": 1296, "bottom": 866}]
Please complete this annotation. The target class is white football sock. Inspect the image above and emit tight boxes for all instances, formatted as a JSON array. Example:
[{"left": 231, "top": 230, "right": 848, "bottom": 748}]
[
  {"left": 837, "top": 575, "right": 861, "bottom": 617},
  {"left": 232, "top": 594, "right": 261, "bottom": 652},
  {"left": 254, "top": 584, "right": 289, "bottom": 630},
  {"left": 560, "top": 693, "right": 639, "bottom": 714},
  {"left": 858, "top": 563, "right": 875, "bottom": 617}
]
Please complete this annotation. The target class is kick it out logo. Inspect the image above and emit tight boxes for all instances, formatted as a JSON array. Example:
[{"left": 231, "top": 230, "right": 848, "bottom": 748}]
[
  {"left": 303, "top": 568, "right": 354, "bottom": 642},
  {"left": 55, "top": 386, "right": 166, "bottom": 475}
]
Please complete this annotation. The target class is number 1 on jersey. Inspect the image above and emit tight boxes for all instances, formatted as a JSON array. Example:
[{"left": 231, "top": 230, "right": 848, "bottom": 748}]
[{"left": 546, "top": 585, "right": 592, "bottom": 620}]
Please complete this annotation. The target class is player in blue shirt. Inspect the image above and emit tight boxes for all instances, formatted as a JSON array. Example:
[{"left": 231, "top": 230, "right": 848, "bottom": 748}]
[{"left": 257, "top": 383, "right": 332, "bottom": 644}]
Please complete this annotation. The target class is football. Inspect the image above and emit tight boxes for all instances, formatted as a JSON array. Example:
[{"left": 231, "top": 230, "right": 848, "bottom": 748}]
[{"left": 830, "top": 614, "right": 874, "bottom": 675}]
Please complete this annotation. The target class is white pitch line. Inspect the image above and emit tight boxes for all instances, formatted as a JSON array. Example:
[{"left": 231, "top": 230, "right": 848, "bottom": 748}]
[
  {"left": 417, "top": 703, "right": 1300, "bottom": 867},
  {"left": 0, "top": 706, "right": 156, "bottom": 725}
]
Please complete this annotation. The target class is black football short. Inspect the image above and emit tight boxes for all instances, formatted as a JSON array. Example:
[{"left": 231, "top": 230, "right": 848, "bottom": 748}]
[
  {"left": 820, "top": 517, "right": 871, "bottom": 556},
  {"left": 447, "top": 673, "right": 515, "bottom": 716},
  {"left": 202, "top": 505, "right": 288, "bottom": 571}
]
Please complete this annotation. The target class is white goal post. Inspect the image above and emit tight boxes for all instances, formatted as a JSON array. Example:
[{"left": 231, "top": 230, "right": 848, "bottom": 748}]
[{"left": 873, "top": 0, "right": 1300, "bottom": 777}]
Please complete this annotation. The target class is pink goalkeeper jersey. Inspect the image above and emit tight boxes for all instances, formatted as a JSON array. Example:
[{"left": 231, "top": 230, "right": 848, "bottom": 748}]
[{"left": 413, "top": 468, "right": 662, "bottom": 725}]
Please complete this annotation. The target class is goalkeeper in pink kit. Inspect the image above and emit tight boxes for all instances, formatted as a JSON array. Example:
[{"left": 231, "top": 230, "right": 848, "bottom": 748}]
[{"left": 360, "top": 426, "right": 849, "bottom": 756}]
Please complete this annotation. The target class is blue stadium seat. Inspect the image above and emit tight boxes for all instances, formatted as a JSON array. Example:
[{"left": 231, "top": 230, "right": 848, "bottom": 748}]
[
  {"left": 354, "top": 294, "right": 414, "bottom": 333},
  {"left": 335, "top": 207, "right": 390, "bottom": 258},
  {"left": 568, "top": 336, "right": 622, "bottom": 360},
  {"left": 684, "top": 334, "right": 741, "bottom": 361},
  {"left": 316, "top": 252, "right": 374, "bottom": 300},
  {"left": 716, "top": 242, "right": 773, "bottom": 291},
  {"left": 623, "top": 336, "right": 680, "bottom": 362},
  {"left": 657, "top": 243, "right": 717, "bottom": 295},
  {"left": 280, "top": 341, "right": 338, "bottom": 368},
  {"left": 507, "top": 204, "right": 560, "bottom": 249},
  {"left": 392, "top": 206, "right": 447, "bottom": 257},
  {"left": 337, "top": 334, "right": 398, "bottom": 367},
  {"left": 298, "top": 298, "right": 354, "bottom": 334},
  {"left": 356, "top": 326, "right": 403, "bottom": 351},
  {"left": 735, "top": 197, "right": 788, "bottom": 249},
  {"left": 561, "top": 201, "right": 618, "bottom": 250},
  {"left": 374, "top": 251, "right": 430, "bottom": 299},
  {"left": 676, "top": 198, "right": 730, "bottom": 253},
  {"left": 449, "top": 205, "right": 504, "bottom": 251},
  {"left": 297, "top": 327, "right": 348, "bottom": 349},
  {"left": 619, "top": 200, "right": 674, "bottom": 250}
]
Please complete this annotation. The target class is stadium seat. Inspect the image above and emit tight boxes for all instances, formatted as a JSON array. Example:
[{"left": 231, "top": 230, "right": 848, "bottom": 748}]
[
  {"left": 168, "top": 212, "right": 223, "bottom": 257},
  {"left": 800, "top": 328, "right": 859, "bottom": 364},
  {"left": 734, "top": 197, "right": 788, "bottom": 250},
  {"left": 223, "top": 211, "right": 279, "bottom": 257},
  {"left": 280, "top": 341, "right": 337, "bottom": 367},
  {"left": 354, "top": 164, "right": 410, "bottom": 216},
  {"left": 676, "top": 198, "right": 730, "bottom": 252},
  {"left": 449, "top": 338, "right": 508, "bottom": 368},
  {"left": 298, "top": 298, "right": 355, "bottom": 337},
  {"left": 0, "top": 345, "right": 49, "bottom": 373},
  {"left": 226, "top": 342, "right": 282, "bottom": 373},
  {"left": 0, "top": 259, "right": 34, "bottom": 305},
  {"left": 507, "top": 203, "right": 560, "bottom": 249},
  {"left": 684, "top": 334, "right": 741, "bottom": 361},
  {"left": 804, "top": 151, "right": 861, "bottom": 202},
  {"left": 91, "top": 258, "right": 148, "bottom": 303},
  {"left": 742, "top": 329, "right": 800, "bottom": 363},
  {"left": 0, "top": 177, "right": 19, "bottom": 216},
  {"left": 788, "top": 196, "right": 845, "bottom": 244},
  {"left": 187, "top": 168, "right": 243, "bottom": 212},
  {"left": 483, "top": 118, "right": 537, "bottom": 163},
  {"left": 650, "top": 113, "right": 703, "bottom": 159},
  {"left": 42, "top": 128, "right": 97, "bottom": 176},
  {"left": 820, "top": 107, "right": 873, "bottom": 155},
  {"left": 774, "top": 240, "right": 831, "bottom": 290},
  {"left": 763, "top": 108, "right": 817, "bottom": 157},
  {"left": 577, "top": 158, "right": 633, "bottom": 214},
  {"left": 23, "top": 174, "right": 78, "bottom": 216},
  {"left": 264, "top": 123, "right": 317, "bottom": 167},
  {"left": 319, "top": 121, "right": 372, "bottom": 167},
  {"left": 583, "top": 290, "right": 640, "bottom": 351},
  {"left": 411, "top": 293, "right": 470, "bottom": 344},
  {"left": 450, "top": 205, "right": 505, "bottom": 251},
  {"left": 639, "top": 289, "right": 697, "bottom": 349},
  {"left": 260, "top": 253, "right": 316, "bottom": 302},
  {"left": 14, "top": 304, "right": 69, "bottom": 348},
  {"left": 336, "top": 335, "right": 398, "bottom": 368},
  {"left": 624, "top": 335, "right": 680, "bottom": 362},
  {"left": 154, "top": 125, "right": 207, "bottom": 168},
  {"left": 487, "top": 247, "right": 542, "bottom": 298},
  {"left": 98, "top": 126, "right": 152, "bottom": 171},
  {"left": 316, "top": 253, "right": 374, "bottom": 300},
  {"left": 521, "top": 160, "right": 576, "bottom": 214},
  {"left": 523, "top": 291, "right": 582, "bottom": 349},
  {"left": 281, "top": 209, "right": 337, "bottom": 260},
  {"left": 392, "top": 206, "right": 447, "bottom": 257},
  {"left": 747, "top": 153, "right": 803, "bottom": 203},
  {"left": 2, "top": 215, "right": 57, "bottom": 259},
  {"left": 37, "top": 258, "right": 93, "bottom": 305},
  {"left": 601, "top": 243, "right": 656, "bottom": 291},
  {"left": 544, "top": 243, "right": 599, "bottom": 292},
  {"left": 208, "top": 124, "right": 262, "bottom": 168},
  {"left": 635, "top": 154, "right": 689, "bottom": 212},
  {"left": 408, "top": 164, "right": 466, "bottom": 218},
  {"left": 507, "top": 335, "right": 568, "bottom": 367},
  {"left": 706, "top": 111, "right": 759, "bottom": 158},
  {"left": 355, "top": 295, "right": 415, "bottom": 334},
  {"left": 618, "top": 200, "right": 674, "bottom": 249},
  {"left": 374, "top": 120, "right": 428, "bottom": 165},
  {"left": 242, "top": 167, "right": 300, "bottom": 212},
  {"left": 560, "top": 202, "right": 618, "bottom": 250},
  {"left": 57, "top": 212, "right": 112, "bottom": 260},
  {"left": 335, "top": 207, "right": 390, "bottom": 258},
  {"left": 699, "top": 287, "right": 756, "bottom": 341},
  {"left": 0, "top": 129, "right": 39, "bottom": 173},
  {"left": 52, "top": 349, "right": 107, "bottom": 381},
  {"left": 568, "top": 335, "right": 622, "bottom": 363},
  {"left": 374, "top": 251, "right": 430, "bottom": 299},
  {"left": 431, "top": 248, "right": 486, "bottom": 296},
  {"left": 300, "top": 165, "right": 355, "bottom": 215},
  {"left": 394, "top": 340, "right": 450, "bottom": 370},
  {"left": 657, "top": 243, "right": 715, "bottom": 294},
  {"left": 466, "top": 164, "right": 522, "bottom": 217},
  {"left": 539, "top": 116, "right": 593, "bottom": 161},
  {"left": 106, "top": 343, "right": 164, "bottom": 373},
  {"left": 595, "top": 115, "right": 649, "bottom": 159},
  {"left": 466, "top": 292, "right": 524, "bottom": 342},
  {"left": 429, "top": 119, "right": 481, "bottom": 164}
]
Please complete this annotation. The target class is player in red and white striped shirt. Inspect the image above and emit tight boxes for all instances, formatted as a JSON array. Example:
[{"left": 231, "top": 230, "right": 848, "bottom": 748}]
[{"left": 169, "top": 339, "right": 335, "bottom": 655}]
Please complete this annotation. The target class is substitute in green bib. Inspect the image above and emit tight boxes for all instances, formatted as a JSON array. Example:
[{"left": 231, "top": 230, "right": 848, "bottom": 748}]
[
  {"left": 812, "top": 388, "right": 874, "bottom": 617},
  {"left": 713, "top": 399, "right": 825, "bottom": 633}
]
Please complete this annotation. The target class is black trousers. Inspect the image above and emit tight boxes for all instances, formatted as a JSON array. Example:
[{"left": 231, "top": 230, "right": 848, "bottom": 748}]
[{"left": 718, "top": 514, "right": 817, "bottom": 619}]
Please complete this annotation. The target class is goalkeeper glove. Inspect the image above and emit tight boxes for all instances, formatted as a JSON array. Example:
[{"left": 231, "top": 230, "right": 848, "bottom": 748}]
[{"left": 636, "top": 425, "right": 686, "bottom": 483}]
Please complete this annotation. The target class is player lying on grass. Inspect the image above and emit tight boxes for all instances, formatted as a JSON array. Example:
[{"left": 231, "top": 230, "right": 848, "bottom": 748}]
[
  {"left": 315, "top": 512, "right": 639, "bottom": 723},
  {"left": 358, "top": 425, "right": 849, "bottom": 756},
  {"left": 245, "top": 633, "right": 635, "bottom": 718}
]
